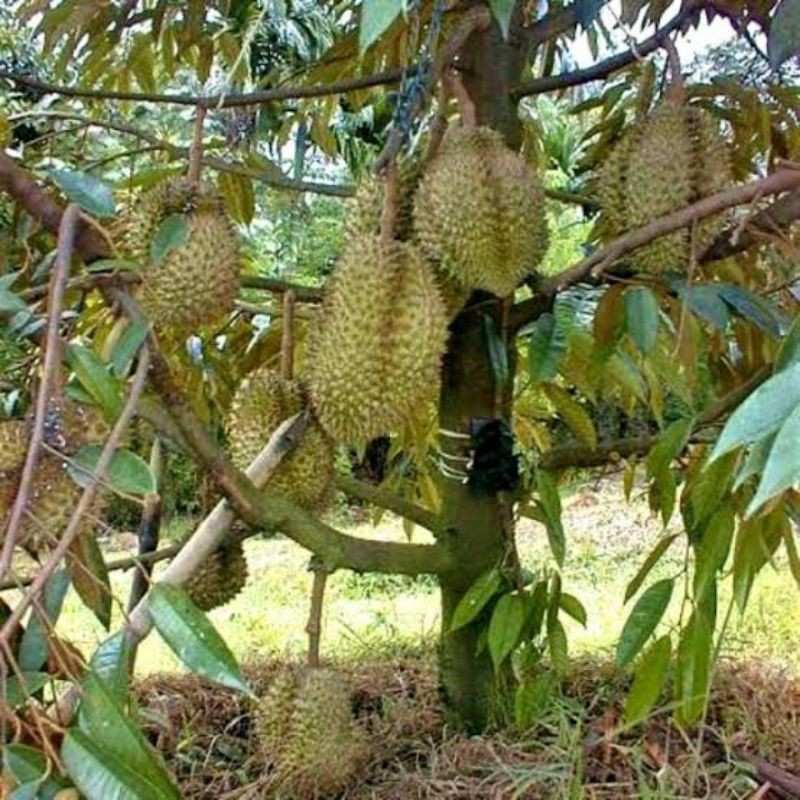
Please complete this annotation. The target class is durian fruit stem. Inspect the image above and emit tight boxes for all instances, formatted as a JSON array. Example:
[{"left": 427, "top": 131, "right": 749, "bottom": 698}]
[
  {"left": 280, "top": 290, "right": 296, "bottom": 380},
  {"left": 127, "top": 437, "right": 163, "bottom": 615},
  {"left": 424, "top": 82, "right": 451, "bottom": 166},
  {"left": 444, "top": 68, "right": 477, "bottom": 128},
  {"left": 306, "top": 559, "right": 330, "bottom": 669},
  {"left": 187, "top": 104, "right": 207, "bottom": 184},
  {"left": 660, "top": 35, "right": 685, "bottom": 105},
  {"left": 0, "top": 204, "right": 78, "bottom": 580},
  {"left": 379, "top": 161, "right": 399, "bottom": 244}
]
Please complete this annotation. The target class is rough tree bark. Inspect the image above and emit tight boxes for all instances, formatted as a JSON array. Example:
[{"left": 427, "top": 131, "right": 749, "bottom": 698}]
[{"left": 436, "top": 13, "right": 525, "bottom": 731}]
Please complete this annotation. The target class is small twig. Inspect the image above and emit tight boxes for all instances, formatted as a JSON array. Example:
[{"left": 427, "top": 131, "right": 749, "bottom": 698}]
[
  {"left": 673, "top": 220, "right": 699, "bottom": 357},
  {"left": 444, "top": 68, "right": 476, "bottom": 128},
  {"left": 306, "top": 559, "right": 330, "bottom": 669},
  {"left": 0, "top": 204, "right": 79, "bottom": 579},
  {"left": 379, "top": 162, "right": 400, "bottom": 243},
  {"left": 0, "top": 346, "right": 151, "bottom": 648},
  {"left": 423, "top": 82, "right": 451, "bottom": 166},
  {"left": 240, "top": 275, "right": 324, "bottom": 302},
  {"left": 188, "top": 105, "right": 207, "bottom": 184},
  {"left": 280, "top": 291, "right": 296, "bottom": 381}
]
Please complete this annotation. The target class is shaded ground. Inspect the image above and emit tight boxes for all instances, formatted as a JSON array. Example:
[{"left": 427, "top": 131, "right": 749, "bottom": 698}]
[{"left": 137, "top": 655, "right": 800, "bottom": 799}]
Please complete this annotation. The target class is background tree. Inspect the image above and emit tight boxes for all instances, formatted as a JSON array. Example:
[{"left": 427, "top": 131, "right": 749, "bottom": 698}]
[{"left": 0, "top": 0, "right": 799, "bottom": 794}]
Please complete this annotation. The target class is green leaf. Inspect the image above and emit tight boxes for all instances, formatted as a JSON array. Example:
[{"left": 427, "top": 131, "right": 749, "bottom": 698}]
[
  {"left": 558, "top": 593, "right": 587, "bottom": 627},
  {"left": 85, "top": 259, "right": 140, "bottom": 273},
  {"left": 624, "top": 635, "right": 671, "bottom": 724},
  {"left": 718, "top": 284, "right": 784, "bottom": 336},
  {"left": 49, "top": 169, "right": 115, "bottom": 218},
  {"left": 3, "top": 744, "right": 70, "bottom": 798},
  {"left": 66, "top": 343, "right": 123, "bottom": 419},
  {"left": 624, "top": 534, "right": 679, "bottom": 603},
  {"left": 514, "top": 672, "right": 557, "bottom": 729},
  {"left": 733, "top": 510, "right": 786, "bottom": 610},
  {"left": 747, "top": 403, "right": 800, "bottom": 516},
  {"left": 624, "top": 287, "right": 660, "bottom": 354},
  {"left": 18, "top": 569, "right": 70, "bottom": 671},
  {"left": 62, "top": 730, "right": 179, "bottom": 800},
  {"left": 709, "top": 363, "right": 800, "bottom": 462},
  {"left": 218, "top": 171, "right": 255, "bottom": 225},
  {"left": 150, "top": 214, "right": 188, "bottom": 266},
  {"left": 488, "top": 0, "right": 515, "bottom": 38},
  {"left": 483, "top": 314, "right": 510, "bottom": 393},
  {"left": 488, "top": 592, "right": 526, "bottom": 669},
  {"left": 768, "top": 0, "right": 800, "bottom": 68},
  {"left": 523, "top": 579, "right": 549, "bottom": 641},
  {"left": 359, "top": 0, "right": 403, "bottom": 53},
  {"left": 734, "top": 434, "right": 777, "bottom": 492},
  {"left": 147, "top": 584, "right": 252, "bottom": 694},
  {"left": 536, "top": 470, "right": 565, "bottom": 566},
  {"left": 110, "top": 320, "right": 150, "bottom": 377},
  {"left": 616, "top": 578, "right": 674, "bottom": 668},
  {"left": 0, "top": 288, "right": 29, "bottom": 315},
  {"left": 77, "top": 672, "right": 179, "bottom": 796},
  {"left": 775, "top": 314, "right": 800, "bottom": 372},
  {"left": 90, "top": 632, "right": 133, "bottom": 701},
  {"left": 450, "top": 567, "right": 503, "bottom": 632},
  {"left": 547, "top": 618, "right": 569, "bottom": 675},
  {"left": 693, "top": 506, "right": 735, "bottom": 602},
  {"left": 674, "top": 609, "right": 713, "bottom": 726},
  {"left": 528, "top": 313, "right": 565, "bottom": 383},
  {"left": 5, "top": 672, "right": 49, "bottom": 707},
  {"left": 674, "top": 283, "right": 730, "bottom": 330},
  {"left": 66, "top": 531, "right": 112, "bottom": 629},
  {"left": 68, "top": 445, "right": 156, "bottom": 496},
  {"left": 646, "top": 417, "right": 694, "bottom": 480}
]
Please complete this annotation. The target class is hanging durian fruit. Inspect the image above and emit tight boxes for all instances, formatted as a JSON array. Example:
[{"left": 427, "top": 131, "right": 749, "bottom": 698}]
[
  {"left": 255, "top": 668, "right": 367, "bottom": 799},
  {"left": 228, "top": 368, "right": 334, "bottom": 511},
  {"left": 413, "top": 126, "right": 550, "bottom": 297},
  {"left": 124, "top": 177, "right": 240, "bottom": 336},
  {"left": 345, "top": 159, "right": 421, "bottom": 242},
  {"left": 597, "top": 95, "right": 731, "bottom": 273},
  {"left": 307, "top": 235, "right": 448, "bottom": 445},
  {"left": 0, "top": 399, "right": 109, "bottom": 556},
  {"left": 184, "top": 541, "right": 248, "bottom": 611}
]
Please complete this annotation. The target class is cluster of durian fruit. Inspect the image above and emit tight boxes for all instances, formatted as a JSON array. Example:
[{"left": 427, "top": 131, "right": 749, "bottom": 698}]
[{"left": 0, "top": 395, "right": 109, "bottom": 556}]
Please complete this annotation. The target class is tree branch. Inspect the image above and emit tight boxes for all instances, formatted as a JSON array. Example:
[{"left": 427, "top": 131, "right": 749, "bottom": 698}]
[
  {"left": 334, "top": 474, "right": 441, "bottom": 534},
  {"left": 542, "top": 169, "right": 800, "bottom": 296},
  {"left": 524, "top": 0, "right": 607, "bottom": 48},
  {"left": 240, "top": 275, "right": 324, "bottom": 302},
  {"left": 512, "top": 6, "right": 698, "bottom": 99},
  {"left": 0, "top": 68, "right": 403, "bottom": 109}
]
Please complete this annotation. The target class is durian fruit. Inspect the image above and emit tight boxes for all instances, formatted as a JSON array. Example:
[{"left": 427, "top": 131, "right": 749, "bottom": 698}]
[
  {"left": 184, "top": 541, "right": 248, "bottom": 611},
  {"left": 125, "top": 178, "right": 240, "bottom": 336},
  {"left": 227, "top": 369, "right": 334, "bottom": 511},
  {"left": 0, "top": 399, "right": 109, "bottom": 556},
  {"left": 413, "top": 126, "right": 550, "bottom": 297},
  {"left": 255, "top": 668, "right": 367, "bottom": 799},
  {"left": 0, "top": 419, "right": 29, "bottom": 473},
  {"left": 345, "top": 160, "right": 421, "bottom": 242},
  {"left": 307, "top": 236, "right": 448, "bottom": 445},
  {"left": 597, "top": 103, "right": 731, "bottom": 273}
]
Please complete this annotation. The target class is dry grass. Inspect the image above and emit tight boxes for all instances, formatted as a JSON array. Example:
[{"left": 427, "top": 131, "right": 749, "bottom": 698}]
[{"left": 135, "top": 655, "right": 800, "bottom": 800}]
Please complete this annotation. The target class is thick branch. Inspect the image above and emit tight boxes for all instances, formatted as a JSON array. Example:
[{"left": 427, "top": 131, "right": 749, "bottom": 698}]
[
  {"left": 538, "top": 366, "right": 771, "bottom": 470},
  {"left": 543, "top": 169, "right": 800, "bottom": 295},
  {"left": 702, "top": 189, "right": 800, "bottom": 261},
  {"left": 524, "top": 0, "right": 607, "bottom": 48},
  {"left": 0, "top": 68, "right": 403, "bottom": 109},
  {"left": 335, "top": 474, "right": 440, "bottom": 534},
  {"left": 512, "top": 6, "right": 697, "bottom": 99},
  {"left": 240, "top": 275, "right": 324, "bottom": 302},
  {"left": 0, "top": 152, "right": 107, "bottom": 259}
]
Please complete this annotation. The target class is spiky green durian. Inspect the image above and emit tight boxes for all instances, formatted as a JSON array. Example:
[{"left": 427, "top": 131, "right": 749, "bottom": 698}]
[
  {"left": 307, "top": 236, "right": 448, "bottom": 445},
  {"left": 256, "top": 669, "right": 367, "bottom": 799},
  {"left": 598, "top": 103, "right": 732, "bottom": 273},
  {"left": 346, "top": 160, "right": 421, "bottom": 242},
  {"left": 413, "top": 126, "right": 550, "bottom": 297},
  {"left": 184, "top": 542, "right": 248, "bottom": 611},
  {"left": 228, "top": 369, "right": 334, "bottom": 511},
  {"left": 126, "top": 178, "right": 240, "bottom": 336}
]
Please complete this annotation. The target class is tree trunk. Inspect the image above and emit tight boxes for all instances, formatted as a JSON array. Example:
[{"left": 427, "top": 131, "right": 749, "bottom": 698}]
[{"left": 435, "top": 10, "right": 525, "bottom": 732}]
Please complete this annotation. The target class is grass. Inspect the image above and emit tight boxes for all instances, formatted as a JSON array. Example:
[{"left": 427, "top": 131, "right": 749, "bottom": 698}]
[{"left": 50, "top": 477, "right": 800, "bottom": 678}]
